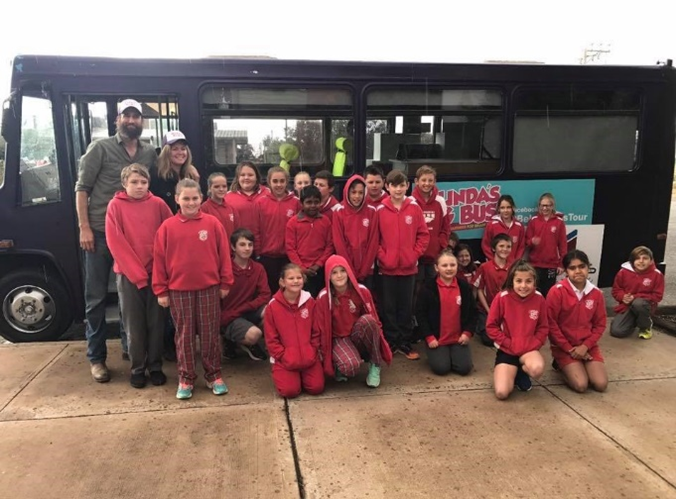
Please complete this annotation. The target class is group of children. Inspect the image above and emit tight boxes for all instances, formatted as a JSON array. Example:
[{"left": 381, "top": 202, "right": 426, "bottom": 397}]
[{"left": 104, "top": 132, "right": 665, "bottom": 401}]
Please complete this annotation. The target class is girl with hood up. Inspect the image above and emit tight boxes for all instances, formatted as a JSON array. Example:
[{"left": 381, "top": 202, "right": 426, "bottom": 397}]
[
  {"left": 314, "top": 255, "right": 392, "bottom": 388},
  {"left": 331, "top": 175, "right": 379, "bottom": 290}
]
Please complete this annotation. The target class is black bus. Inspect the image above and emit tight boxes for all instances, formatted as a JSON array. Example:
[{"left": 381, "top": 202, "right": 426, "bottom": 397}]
[{"left": 1, "top": 54, "right": 674, "bottom": 342}]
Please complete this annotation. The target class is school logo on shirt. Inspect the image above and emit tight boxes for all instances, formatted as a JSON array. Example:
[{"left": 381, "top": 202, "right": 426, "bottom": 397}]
[
  {"left": 349, "top": 299, "right": 357, "bottom": 313},
  {"left": 456, "top": 296, "right": 462, "bottom": 306},
  {"left": 423, "top": 211, "right": 436, "bottom": 224},
  {"left": 405, "top": 215, "right": 413, "bottom": 225},
  {"left": 550, "top": 226, "right": 557, "bottom": 233},
  {"left": 362, "top": 218, "right": 370, "bottom": 227},
  {"left": 585, "top": 299, "right": 594, "bottom": 310},
  {"left": 198, "top": 230, "right": 208, "bottom": 241},
  {"left": 529, "top": 310, "right": 539, "bottom": 320},
  {"left": 287, "top": 209, "right": 294, "bottom": 218},
  {"left": 300, "top": 308, "right": 309, "bottom": 319},
  {"left": 643, "top": 278, "right": 652, "bottom": 286},
  {"left": 512, "top": 236, "right": 519, "bottom": 243},
  {"left": 229, "top": 214, "right": 234, "bottom": 222}
]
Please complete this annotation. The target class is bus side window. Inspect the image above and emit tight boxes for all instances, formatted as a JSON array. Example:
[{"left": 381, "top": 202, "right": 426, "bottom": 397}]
[{"left": 19, "top": 96, "right": 61, "bottom": 205}]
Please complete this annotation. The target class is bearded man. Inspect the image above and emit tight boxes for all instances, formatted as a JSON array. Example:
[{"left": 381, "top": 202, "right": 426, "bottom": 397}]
[{"left": 75, "top": 99, "right": 157, "bottom": 382}]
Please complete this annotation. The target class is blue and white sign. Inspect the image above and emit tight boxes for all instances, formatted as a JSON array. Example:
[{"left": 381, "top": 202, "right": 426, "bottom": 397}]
[{"left": 435, "top": 179, "right": 595, "bottom": 239}]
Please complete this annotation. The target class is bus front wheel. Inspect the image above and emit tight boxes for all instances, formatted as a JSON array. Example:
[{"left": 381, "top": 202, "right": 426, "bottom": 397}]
[{"left": 0, "top": 270, "right": 72, "bottom": 343}]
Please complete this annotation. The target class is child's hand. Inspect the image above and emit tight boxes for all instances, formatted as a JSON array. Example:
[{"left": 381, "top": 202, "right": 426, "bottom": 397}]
[
  {"left": 427, "top": 339, "right": 439, "bottom": 349},
  {"left": 556, "top": 267, "right": 564, "bottom": 275},
  {"left": 622, "top": 293, "right": 634, "bottom": 304},
  {"left": 220, "top": 288, "right": 230, "bottom": 299},
  {"left": 158, "top": 295, "right": 170, "bottom": 308},
  {"left": 568, "top": 344, "right": 589, "bottom": 360},
  {"left": 531, "top": 236, "right": 541, "bottom": 246},
  {"left": 458, "top": 333, "right": 470, "bottom": 346}
]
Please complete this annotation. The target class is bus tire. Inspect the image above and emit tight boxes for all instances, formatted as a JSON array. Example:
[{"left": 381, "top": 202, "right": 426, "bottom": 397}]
[{"left": 0, "top": 270, "right": 73, "bottom": 343}]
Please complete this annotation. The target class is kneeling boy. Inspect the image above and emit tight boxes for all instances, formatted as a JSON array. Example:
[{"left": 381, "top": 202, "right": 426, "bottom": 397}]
[{"left": 221, "top": 228, "right": 272, "bottom": 360}]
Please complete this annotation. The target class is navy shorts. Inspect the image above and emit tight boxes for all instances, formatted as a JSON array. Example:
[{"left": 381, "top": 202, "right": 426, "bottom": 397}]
[{"left": 495, "top": 350, "right": 521, "bottom": 367}]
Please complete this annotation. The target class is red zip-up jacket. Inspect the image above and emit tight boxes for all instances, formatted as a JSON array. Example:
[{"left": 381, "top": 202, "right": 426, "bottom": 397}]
[
  {"left": 611, "top": 262, "right": 664, "bottom": 314},
  {"left": 152, "top": 211, "right": 234, "bottom": 296},
  {"left": 481, "top": 215, "right": 525, "bottom": 263},
  {"left": 285, "top": 212, "right": 334, "bottom": 271},
  {"left": 220, "top": 258, "right": 271, "bottom": 326},
  {"left": 332, "top": 176, "right": 379, "bottom": 280},
  {"left": 224, "top": 187, "right": 269, "bottom": 243},
  {"left": 525, "top": 213, "right": 567, "bottom": 268},
  {"left": 106, "top": 191, "right": 173, "bottom": 289},
  {"left": 411, "top": 186, "right": 450, "bottom": 264},
  {"left": 201, "top": 197, "right": 240, "bottom": 238},
  {"left": 376, "top": 196, "right": 430, "bottom": 276},
  {"left": 314, "top": 255, "right": 392, "bottom": 377},
  {"left": 319, "top": 196, "right": 339, "bottom": 221},
  {"left": 256, "top": 191, "right": 301, "bottom": 257},
  {"left": 547, "top": 278, "right": 606, "bottom": 352},
  {"left": 366, "top": 190, "right": 388, "bottom": 208},
  {"left": 264, "top": 290, "right": 319, "bottom": 371},
  {"left": 486, "top": 289, "right": 549, "bottom": 357}
]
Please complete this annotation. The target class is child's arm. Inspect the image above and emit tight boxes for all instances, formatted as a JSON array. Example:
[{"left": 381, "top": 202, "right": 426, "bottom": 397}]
[
  {"left": 263, "top": 304, "right": 285, "bottom": 361},
  {"left": 480, "top": 225, "right": 493, "bottom": 261},
  {"left": 611, "top": 271, "right": 629, "bottom": 304},
  {"left": 105, "top": 203, "right": 150, "bottom": 289},
  {"left": 285, "top": 218, "right": 304, "bottom": 270},
  {"left": 476, "top": 288, "right": 491, "bottom": 314},
  {"left": 331, "top": 212, "right": 349, "bottom": 260},
  {"left": 651, "top": 271, "right": 665, "bottom": 305},
  {"left": 486, "top": 296, "right": 511, "bottom": 350},
  {"left": 459, "top": 281, "right": 477, "bottom": 339},
  {"left": 152, "top": 224, "right": 170, "bottom": 302},
  {"left": 513, "top": 225, "right": 526, "bottom": 261},
  {"left": 534, "top": 299, "right": 550, "bottom": 349},
  {"left": 414, "top": 208, "right": 431, "bottom": 258},
  {"left": 315, "top": 219, "right": 335, "bottom": 268},
  {"left": 546, "top": 289, "right": 574, "bottom": 352},
  {"left": 438, "top": 202, "right": 451, "bottom": 252},
  {"left": 583, "top": 293, "right": 607, "bottom": 350},
  {"left": 556, "top": 220, "right": 567, "bottom": 270},
  {"left": 360, "top": 212, "right": 380, "bottom": 281},
  {"left": 215, "top": 224, "right": 234, "bottom": 296}
]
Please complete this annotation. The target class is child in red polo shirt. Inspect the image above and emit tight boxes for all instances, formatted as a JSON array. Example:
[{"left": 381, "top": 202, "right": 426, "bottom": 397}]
[
  {"left": 474, "top": 234, "right": 512, "bottom": 347},
  {"left": 153, "top": 179, "right": 234, "bottom": 400},
  {"left": 547, "top": 250, "right": 608, "bottom": 393},
  {"left": 256, "top": 166, "right": 301, "bottom": 293},
  {"left": 286, "top": 185, "right": 334, "bottom": 297},
  {"left": 264, "top": 263, "right": 324, "bottom": 398},
  {"left": 415, "top": 249, "right": 477, "bottom": 376},
  {"left": 486, "top": 261, "right": 548, "bottom": 400}
]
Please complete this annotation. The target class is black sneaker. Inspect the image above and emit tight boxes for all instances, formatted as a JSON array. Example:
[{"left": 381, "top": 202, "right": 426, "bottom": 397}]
[
  {"left": 222, "top": 339, "right": 238, "bottom": 360},
  {"left": 515, "top": 367, "right": 532, "bottom": 392},
  {"left": 130, "top": 373, "right": 147, "bottom": 389},
  {"left": 122, "top": 352, "right": 130, "bottom": 361},
  {"left": 551, "top": 360, "right": 561, "bottom": 372},
  {"left": 240, "top": 343, "right": 268, "bottom": 361},
  {"left": 149, "top": 371, "right": 167, "bottom": 386}
]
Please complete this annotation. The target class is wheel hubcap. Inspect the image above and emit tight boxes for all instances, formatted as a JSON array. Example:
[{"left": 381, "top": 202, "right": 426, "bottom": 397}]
[{"left": 2, "top": 285, "right": 56, "bottom": 334}]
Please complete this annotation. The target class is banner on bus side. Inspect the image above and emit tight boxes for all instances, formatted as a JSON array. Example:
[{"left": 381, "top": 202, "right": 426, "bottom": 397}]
[
  {"left": 435, "top": 179, "right": 595, "bottom": 239},
  {"left": 559, "top": 224, "right": 605, "bottom": 286}
]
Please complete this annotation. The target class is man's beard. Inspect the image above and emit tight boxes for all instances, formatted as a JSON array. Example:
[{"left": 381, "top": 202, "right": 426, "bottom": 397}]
[{"left": 119, "top": 123, "right": 143, "bottom": 140}]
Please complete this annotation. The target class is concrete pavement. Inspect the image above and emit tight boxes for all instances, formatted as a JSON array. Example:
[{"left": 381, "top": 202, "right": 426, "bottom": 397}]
[{"left": 1, "top": 330, "right": 675, "bottom": 499}]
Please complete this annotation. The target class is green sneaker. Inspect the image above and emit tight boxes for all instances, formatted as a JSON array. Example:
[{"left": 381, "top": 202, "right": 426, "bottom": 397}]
[
  {"left": 206, "top": 378, "right": 229, "bottom": 395},
  {"left": 366, "top": 363, "right": 381, "bottom": 388},
  {"left": 638, "top": 328, "right": 653, "bottom": 340},
  {"left": 335, "top": 367, "right": 348, "bottom": 382},
  {"left": 176, "top": 383, "right": 193, "bottom": 400}
]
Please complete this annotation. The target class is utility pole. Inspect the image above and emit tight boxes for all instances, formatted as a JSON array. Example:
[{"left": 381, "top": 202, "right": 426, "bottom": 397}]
[{"left": 580, "top": 43, "right": 611, "bottom": 64}]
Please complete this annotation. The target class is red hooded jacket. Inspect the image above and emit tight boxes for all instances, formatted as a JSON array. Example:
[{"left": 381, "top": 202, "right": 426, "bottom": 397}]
[
  {"left": 481, "top": 215, "right": 525, "bottom": 263},
  {"left": 332, "top": 176, "right": 379, "bottom": 280},
  {"left": 547, "top": 278, "right": 606, "bottom": 352},
  {"left": 486, "top": 289, "right": 549, "bottom": 357},
  {"left": 264, "top": 289, "right": 320, "bottom": 371},
  {"left": 256, "top": 190, "right": 301, "bottom": 257},
  {"left": 411, "top": 186, "right": 450, "bottom": 264},
  {"left": 611, "top": 261, "right": 664, "bottom": 313},
  {"left": 376, "top": 197, "right": 430, "bottom": 276},
  {"left": 106, "top": 191, "right": 173, "bottom": 289},
  {"left": 201, "top": 197, "right": 240, "bottom": 238},
  {"left": 314, "top": 255, "right": 392, "bottom": 377},
  {"left": 525, "top": 212, "right": 567, "bottom": 268}
]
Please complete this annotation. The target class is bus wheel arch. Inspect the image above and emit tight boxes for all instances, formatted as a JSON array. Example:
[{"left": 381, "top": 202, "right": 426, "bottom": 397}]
[{"left": 0, "top": 269, "right": 73, "bottom": 342}]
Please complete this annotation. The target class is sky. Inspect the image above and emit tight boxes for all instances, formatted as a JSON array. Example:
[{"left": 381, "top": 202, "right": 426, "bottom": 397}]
[{"left": 1, "top": 0, "right": 674, "bottom": 97}]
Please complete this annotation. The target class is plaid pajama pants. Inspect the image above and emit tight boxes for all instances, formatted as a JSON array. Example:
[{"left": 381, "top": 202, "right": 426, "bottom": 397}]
[
  {"left": 332, "top": 314, "right": 383, "bottom": 377},
  {"left": 169, "top": 286, "right": 222, "bottom": 384}
]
